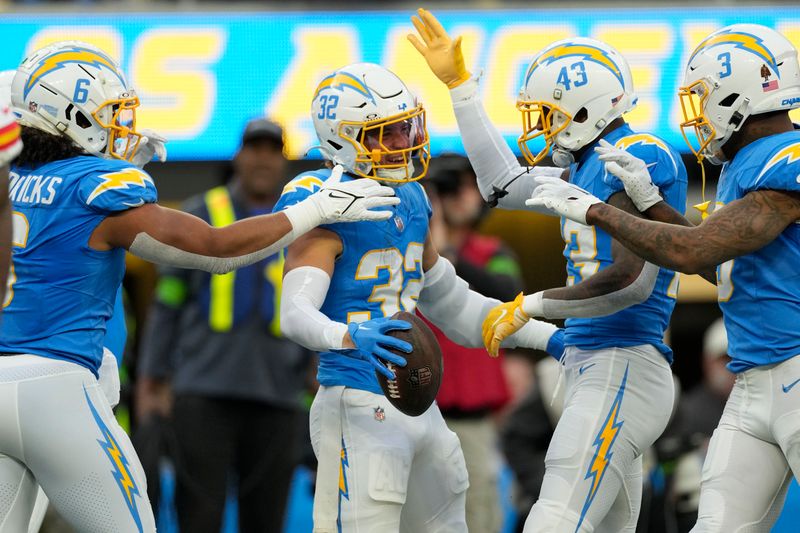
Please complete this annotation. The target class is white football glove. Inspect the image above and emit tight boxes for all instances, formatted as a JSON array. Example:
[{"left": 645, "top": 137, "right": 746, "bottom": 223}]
[
  {"left": 130, "top": 129, "right": 167, "bottom": 168},
  {"left": 525, "top": 176, "right": 603, "bottom": 225},
  {"left": 0, "top": 106, "right": 22, "bottom": 167},
  {"left": 595, "top": 139, "right": 661, "bottom": 212},
  {"left": 302, "top": 165, "right": 400, "bottom": 226}
]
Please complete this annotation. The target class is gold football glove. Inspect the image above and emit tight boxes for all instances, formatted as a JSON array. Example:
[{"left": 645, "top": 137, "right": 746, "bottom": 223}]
[
  {"left": 482, "top": 292, "right": 530, "bottom": 357},
  {"left": 408, "top": 8, "right": 471, "bottom": 88}
]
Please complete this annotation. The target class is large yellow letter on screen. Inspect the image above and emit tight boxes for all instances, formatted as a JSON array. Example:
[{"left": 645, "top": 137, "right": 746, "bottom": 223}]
[
  {"left": 131, "top": 28, "right": 226, "bottom": 139},
  {"left": 266, "top": 27, "right": 358, "bottom": 158}
]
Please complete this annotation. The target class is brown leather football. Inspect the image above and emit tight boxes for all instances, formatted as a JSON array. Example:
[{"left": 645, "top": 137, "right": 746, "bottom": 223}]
[{"left": 376, "top": 311, "right": 443, "bottom": 417}]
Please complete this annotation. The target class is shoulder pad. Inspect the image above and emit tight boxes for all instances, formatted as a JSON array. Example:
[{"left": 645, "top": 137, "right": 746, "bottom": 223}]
[
  {"left": 77, "top": 160, "right": 157, "bottom": 213},
  {"left": 751, "top": 141, "right": 800, "bottom": 193},
  {"left": 273, "top": 170, "right": 329, "bottom": 212}
]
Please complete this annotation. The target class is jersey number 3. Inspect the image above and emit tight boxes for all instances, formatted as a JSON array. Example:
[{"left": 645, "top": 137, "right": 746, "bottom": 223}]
[
  {"left": 4, "top": 212, "right": 29, "bottom": 308},
  {"left": 351, "top": 244, "right": 423, "bottom": 322}
]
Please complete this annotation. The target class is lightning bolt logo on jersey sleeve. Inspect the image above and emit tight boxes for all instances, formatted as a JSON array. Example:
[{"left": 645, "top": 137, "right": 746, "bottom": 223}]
[
  {"left": 749, "top": 140, "right": 800, "bottom": 193},
  {"left": 77, "top": 161, "right": 157, "bottom": 213},
  {"left": 601, "top": 133, "right": 685, "bottom": 202},
  {"left": 273, "top": 170, "right": 328, "bottom": 213}
]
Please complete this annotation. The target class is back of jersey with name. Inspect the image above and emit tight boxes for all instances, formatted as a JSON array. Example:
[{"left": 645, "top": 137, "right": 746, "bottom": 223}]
[{"left": 0, "top": 155, "right": 157, "bottom": 374}]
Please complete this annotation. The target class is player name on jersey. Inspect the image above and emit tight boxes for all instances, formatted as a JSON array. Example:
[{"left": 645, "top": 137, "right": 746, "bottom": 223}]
[{"left": 8, "top": 171, "right": 63, "bottom": 205}]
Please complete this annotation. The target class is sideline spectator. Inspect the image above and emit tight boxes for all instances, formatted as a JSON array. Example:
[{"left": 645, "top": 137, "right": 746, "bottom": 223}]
[{"left": 136, "top": 118, "right": 311, "bottom": 533}]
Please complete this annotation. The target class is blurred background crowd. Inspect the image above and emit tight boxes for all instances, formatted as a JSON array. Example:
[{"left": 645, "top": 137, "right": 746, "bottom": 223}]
[{"left": 2, "top": 1, "right": 799, "bottom": 532}]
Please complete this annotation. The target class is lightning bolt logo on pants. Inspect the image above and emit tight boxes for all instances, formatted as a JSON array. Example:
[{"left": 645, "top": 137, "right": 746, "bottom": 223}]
[
  {"left": 84, "top": 386, "right": 143, "bottom": 533},
  {"left": 576, "top": 363, "right": 629, "bottom": 532}
]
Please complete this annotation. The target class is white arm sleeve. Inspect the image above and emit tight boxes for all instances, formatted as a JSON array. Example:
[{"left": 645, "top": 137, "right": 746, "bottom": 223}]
[
  {"left": 450, "top": 77, "right": 563, "bottom": 209},
  {"left": 127, "top": 201, "right": 319, "bottom": 275},
  {"left": 523, "top": 262, "right": 660, "bottom": 319},
  {"left": 417, "top": 256, "right": 557, "bottom": 351},
  {"left": 279, "top": 266, "right": 349, "bottom": 352}
]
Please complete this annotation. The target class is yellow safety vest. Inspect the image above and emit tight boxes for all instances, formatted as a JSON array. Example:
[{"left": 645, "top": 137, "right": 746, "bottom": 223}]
[{"left": 203, "top": 186, "right": 283, "bottom": 335}]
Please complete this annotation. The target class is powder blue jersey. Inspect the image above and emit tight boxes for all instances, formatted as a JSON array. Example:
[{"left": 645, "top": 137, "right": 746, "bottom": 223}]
[
  {"left": 715, "top": 131, "right": 800, "bottom": 373},
  {"left": 0, "top": 156, "right": 157, "bottom": 375},
  {"left": 274, "top": 169, "right": 430, "bottom": 393},
  {"left": 564, "top": 124, "right": 688, "bottom": 362}
]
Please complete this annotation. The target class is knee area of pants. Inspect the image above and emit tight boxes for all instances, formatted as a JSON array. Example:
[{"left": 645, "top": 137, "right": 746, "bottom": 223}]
[{"left": 524, "top": 499, "right": 585, "bottom": 533}]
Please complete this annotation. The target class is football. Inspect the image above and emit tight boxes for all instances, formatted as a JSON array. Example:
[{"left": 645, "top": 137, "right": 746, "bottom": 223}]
[{"left": 376, "top": 311, "right": 443, "bottom": 417}]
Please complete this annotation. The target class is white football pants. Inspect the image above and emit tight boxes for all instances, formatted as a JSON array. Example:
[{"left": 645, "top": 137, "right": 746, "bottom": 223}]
[
  {"left": 691, "top": 354, "right": 800, "bottom": 532},
  {"left": 27, "top": 349, "right": 122, "bottom": 533},
  {"left": 0, "top": 354, "right": 154, "bottom": 533},
  {"left": 310, "top": 386, "right": 469, "bottom": 533},
  {"left": 523, "top": 344, "right": 674, "bottom": 533}
]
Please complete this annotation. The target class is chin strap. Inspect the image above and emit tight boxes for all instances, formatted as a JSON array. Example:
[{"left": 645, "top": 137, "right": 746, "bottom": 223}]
[{"left": 693, "top": 157, "right": 711, "bottom": 220}]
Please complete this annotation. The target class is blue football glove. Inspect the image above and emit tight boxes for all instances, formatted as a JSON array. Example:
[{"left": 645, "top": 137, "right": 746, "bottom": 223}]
[
  {"left": 342, "top": 318, "right": 412, "bottom": 379},
  {"left": 546, "top": 328, "right": 566, "bottom": 361}
]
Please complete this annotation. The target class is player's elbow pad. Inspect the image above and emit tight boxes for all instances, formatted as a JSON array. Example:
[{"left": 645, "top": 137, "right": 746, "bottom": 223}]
[{"left": 417, "top": 256, "right": 496, "bottom": 348}]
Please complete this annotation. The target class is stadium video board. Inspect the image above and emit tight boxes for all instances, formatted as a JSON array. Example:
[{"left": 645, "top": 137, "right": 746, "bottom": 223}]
[{"left": 2, "top": 9, "right": 799, "bottom": 160}]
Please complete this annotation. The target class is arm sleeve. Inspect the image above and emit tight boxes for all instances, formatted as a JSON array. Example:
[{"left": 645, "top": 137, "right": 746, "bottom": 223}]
[
  {"left": 450, "top": 76, "right": 563, "bottom": 209},
  {"left": 280, "top": 266, "right": 348, "bottom": 352},
  {"left": 523, "top": 261, "right": 660, "bottom": 319},
  {"left": 417, "top": 256, "right": 557, "bottom": 350}
]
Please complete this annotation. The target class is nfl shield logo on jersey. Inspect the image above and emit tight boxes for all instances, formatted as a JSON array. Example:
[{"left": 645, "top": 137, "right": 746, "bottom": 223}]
[
  {"left": 373, "top": 406, "right": 386, "bottom": 422},
  {"left": 393, "top": 215, "right": 405, "bottom": 232}
]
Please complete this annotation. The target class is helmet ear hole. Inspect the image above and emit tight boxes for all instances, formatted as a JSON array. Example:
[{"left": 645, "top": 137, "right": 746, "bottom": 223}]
[
  {"left": 718, "top": 93, "right": 740, "bottom": 108},
  {"left": 574, "top": 108, "right": 589, "bottom": 123},
  {"left": 75, "top": 111, "right": 92, "bottom": 129},
  {"left": 327, "top": 139, "right": 342, "bottom": 151}
]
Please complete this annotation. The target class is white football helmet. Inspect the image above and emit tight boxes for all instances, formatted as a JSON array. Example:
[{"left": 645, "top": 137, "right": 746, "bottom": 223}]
[
  {"left": 518, "top": 38, "right": 637, "bottom": 168},
  {"left": 680, "top": 24, "right": 800, "bottom": 165},
  {"left": 311, "top": 62, "right": 430, "bottom": 183},
  {"left": 10, "top": 41, "right": 142, "bottom": 161}
]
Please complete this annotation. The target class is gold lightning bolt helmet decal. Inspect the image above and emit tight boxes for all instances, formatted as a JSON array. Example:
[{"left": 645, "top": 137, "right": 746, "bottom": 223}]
[
  {"left": 690, "top": 30, "right": 779, "bottom": 76},
  {"left": 86, "top": 168, "right": 153, "bottom": 205}
]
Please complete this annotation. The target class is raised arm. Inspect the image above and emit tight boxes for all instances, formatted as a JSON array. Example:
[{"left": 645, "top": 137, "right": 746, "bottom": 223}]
[
  {"left": 586, "top": 189, "right": 800, "bottom": 274},
  {"left": 529, "top": 176, "right": 800, "bottom": 274},
  {"left": 408, "top": 8, "right": 564, "bottom": 210},
  {"left": 93, "top": 170, "right": 399, "bottom": 274}
]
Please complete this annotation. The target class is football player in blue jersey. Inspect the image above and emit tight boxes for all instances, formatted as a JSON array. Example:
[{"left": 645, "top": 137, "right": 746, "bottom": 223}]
[
  {"left": 275, "top": 62, "right": 564, "bottom": 532},
  {"left": 0, "top": 41, "right": 400, "bottom": 533},
  {"left": 411, "top": 10, "right": 686, "bottom": 532},
  {"left": 528, "top": 23, "right": 800, "bottom": 532}
]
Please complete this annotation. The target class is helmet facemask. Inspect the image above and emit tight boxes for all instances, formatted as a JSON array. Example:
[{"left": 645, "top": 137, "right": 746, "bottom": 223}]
[
  {"left": 679, "top": 79, "right": 733, "bottom": 166},
  {"left": 517, "top": 100, "right": 572, "bottom": 167},
  {"left": 93, "top": 93, "right": 143, "bottom": 162},
  {"left": 340, "top": 104, "right": 431, "bottom": 183}
]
